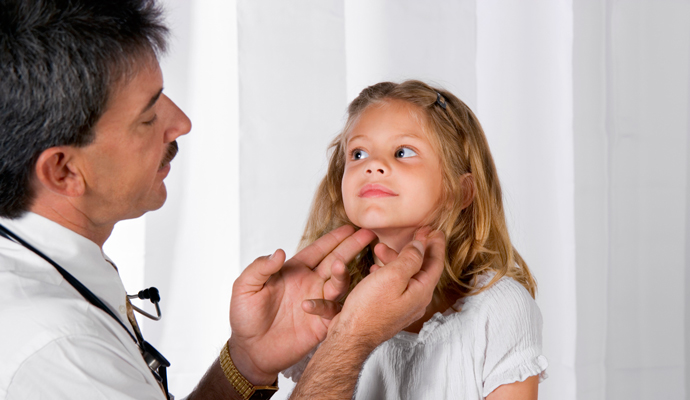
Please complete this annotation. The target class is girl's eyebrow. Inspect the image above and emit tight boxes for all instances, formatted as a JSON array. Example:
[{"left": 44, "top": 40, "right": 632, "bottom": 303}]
[
  {"left": 347, "top": 132, "right": 425, "bottom": 145},
  {"left": 346, "top": 134, "right": 366, "bottom": 144},
  {"left": 392, "top": 132, "right": 425, "bottom": 141}
]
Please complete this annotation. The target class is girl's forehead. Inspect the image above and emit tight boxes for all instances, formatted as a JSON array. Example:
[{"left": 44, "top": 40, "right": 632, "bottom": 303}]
[{"left": 344, "top": 100, "right": 430, "bottom": 143}]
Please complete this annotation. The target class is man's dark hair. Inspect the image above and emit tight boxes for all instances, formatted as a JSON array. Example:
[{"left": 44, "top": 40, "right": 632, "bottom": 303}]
[{"left": 0, "top": 0, "right": 168, "bottom": 218}]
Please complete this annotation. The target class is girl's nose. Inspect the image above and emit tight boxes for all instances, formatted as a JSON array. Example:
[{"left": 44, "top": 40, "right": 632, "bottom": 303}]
[{"left": 365, "top": 159, "right": 388, "bottom": 175}]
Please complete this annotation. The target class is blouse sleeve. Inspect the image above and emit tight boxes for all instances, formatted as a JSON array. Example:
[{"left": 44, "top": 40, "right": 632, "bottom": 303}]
[{"left": 478, "top": 278, "right": 548, "bottom": 397}]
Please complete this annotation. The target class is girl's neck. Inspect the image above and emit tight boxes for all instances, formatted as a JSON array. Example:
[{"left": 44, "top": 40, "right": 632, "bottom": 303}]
[{"left": 371, "top": 227, "right": 418, "bottom": 262}]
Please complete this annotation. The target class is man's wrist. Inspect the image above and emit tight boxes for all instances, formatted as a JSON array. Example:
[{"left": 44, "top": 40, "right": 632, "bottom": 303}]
[
  {"left": 219, "top": 341, "right": 278, "bottom": 400},
  {"left": 290, "top": 323, "right": 374, "bottom": 399},
  {"left": 330, "top": 329, "right": 378, "bottom": 360},
  {"left": 327, "top": 313, "right": 386, "bottom": 354},
  {"left": 226, "top": 339, "right": 279, "bottom": 386}
]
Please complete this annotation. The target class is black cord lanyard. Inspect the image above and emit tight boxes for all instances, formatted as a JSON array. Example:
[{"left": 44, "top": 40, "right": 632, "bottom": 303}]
[{"left": 0, "top": 223, "right": 172, "bottom": 399}]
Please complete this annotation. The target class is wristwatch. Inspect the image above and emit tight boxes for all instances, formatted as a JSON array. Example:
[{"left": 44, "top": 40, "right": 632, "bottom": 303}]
[{"left": 219, "top": 342, "right": 279, "bottom": 400}]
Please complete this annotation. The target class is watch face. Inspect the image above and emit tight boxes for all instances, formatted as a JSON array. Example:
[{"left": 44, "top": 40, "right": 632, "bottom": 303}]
[{"left": 249, "top": 388, "right": 278, "bottom": 400}]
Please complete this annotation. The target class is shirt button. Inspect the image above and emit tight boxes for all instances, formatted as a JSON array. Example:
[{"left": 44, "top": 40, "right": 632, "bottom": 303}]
[{"left": 119, "top": 305, "right": 126, "bottom": 314}]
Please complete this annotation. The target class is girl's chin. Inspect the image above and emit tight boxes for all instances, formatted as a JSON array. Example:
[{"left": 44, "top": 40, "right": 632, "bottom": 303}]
[
  {"left": 368, "top": 226, "right": 420, "bottom": 235},
  {"left": 367, "top": 228, "right": 419, "bottom": 249}
]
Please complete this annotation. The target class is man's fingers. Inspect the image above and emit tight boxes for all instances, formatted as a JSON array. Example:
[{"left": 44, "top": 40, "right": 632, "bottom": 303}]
[
  {"left": 323, "top": 260, "right": 350, "bottom": 301},
  {"left": 313, "top": 228, "right": 376, "bottom": 278},
  {"left": 234, "top": 249, "right": 286, "bottom": 293},
  {"left": 387, "top": 236, "right": 428, "bottom": 282},
  {"left": 381, "top": 228, "right": 441, "bottom": 293},
  {"left": 291, "top": 225, "right": 356, "bottom": 268},
  {"left": 409, "top": 231, "right": 446, "bottom": 292},
  {"left": 373, "top": 242, "right": 398, "bottom": 265},
  {"left": 302, "top": 299, "right": 342, "bottom": 320}
]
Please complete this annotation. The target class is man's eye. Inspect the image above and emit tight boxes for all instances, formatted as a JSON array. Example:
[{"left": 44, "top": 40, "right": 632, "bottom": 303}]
[
  {"left": 395, "top": 147, "right": 417, "bottom": 158},
  {"left": 143, "top": 115, "right": 158, "bottom": 126},
  {"left": 352, "top": 149, "right": 369, "bottom": 160}
]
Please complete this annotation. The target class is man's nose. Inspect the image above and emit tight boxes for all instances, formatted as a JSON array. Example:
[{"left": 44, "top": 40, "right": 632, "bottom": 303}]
[{"left": 162, "top": 94, "right": 192, "bottom": 142}]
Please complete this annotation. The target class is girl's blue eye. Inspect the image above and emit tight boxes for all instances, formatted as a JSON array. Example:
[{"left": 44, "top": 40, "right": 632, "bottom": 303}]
[
  {"left": 352, "top": 149, "right": 369, "bottom": 160},
  {"left": 395, "top": 147, "right": 417, "bottom": 158}
]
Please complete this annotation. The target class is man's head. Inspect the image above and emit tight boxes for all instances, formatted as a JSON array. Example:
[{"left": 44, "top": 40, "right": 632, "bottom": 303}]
[
  {"left": 0, "top": 0, "right": 181, "bottom": 221},
  {"left": 62, "top": 59, "right": 190, "bottom": 227}
]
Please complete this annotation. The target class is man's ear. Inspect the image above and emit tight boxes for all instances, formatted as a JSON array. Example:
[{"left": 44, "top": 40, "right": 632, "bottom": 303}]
[
  {"left": 459, "top": 173, "right": 475, "bottom": 210},
  {"left": 34, "top": 147, "right": 85, "bottom": 197}
]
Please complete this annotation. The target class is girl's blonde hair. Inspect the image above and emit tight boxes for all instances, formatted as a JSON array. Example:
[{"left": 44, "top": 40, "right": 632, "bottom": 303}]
[{"left": 300, "top": 80, "right": 536, "bottom": 301}]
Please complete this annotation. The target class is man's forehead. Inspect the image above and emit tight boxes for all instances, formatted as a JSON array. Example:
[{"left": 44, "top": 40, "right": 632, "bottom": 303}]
[
  {"left": 106, "top": 59, "right": 163, "bottom": 112},
  {"left": 91, "top": 60, "right": 163, "bottom": 137},
  {"left": 107, "top": 52, "right": 160, "bottom": 90}
]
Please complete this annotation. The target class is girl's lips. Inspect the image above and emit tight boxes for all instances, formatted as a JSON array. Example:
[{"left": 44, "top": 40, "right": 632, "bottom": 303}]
[{"left": 359, "top": 184, "right": 397, "bottom": 198}]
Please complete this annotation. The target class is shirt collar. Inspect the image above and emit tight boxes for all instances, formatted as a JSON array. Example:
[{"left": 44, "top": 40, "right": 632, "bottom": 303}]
[{"left": 0, "top": 212, "right": 130, "bottom": 329}]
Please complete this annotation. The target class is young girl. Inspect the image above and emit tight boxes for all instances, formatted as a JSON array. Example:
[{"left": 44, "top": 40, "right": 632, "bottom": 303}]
[{"left": 284, "top": 80, "right": 548, "bottom": 399}]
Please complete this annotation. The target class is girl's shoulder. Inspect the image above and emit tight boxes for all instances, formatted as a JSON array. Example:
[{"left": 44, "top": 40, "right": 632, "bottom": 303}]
[
  {"left": 455, "top": 272, "right": 542, "bottom": 328},
  {"left": 407, "top": 272, "right": 541, "bottom": 343},
  {"left": 462, "top": 271, "right": 536, "bottom": 304},
  {"left": 461, "top": 273, "right": 548, "bottom": 393}
]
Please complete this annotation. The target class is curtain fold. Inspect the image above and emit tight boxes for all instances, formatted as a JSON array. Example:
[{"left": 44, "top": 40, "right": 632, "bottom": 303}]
[
  {"left": 573, "top": 1, "right": 608, "bottom": 398},
  {"left": 598, "top": 1, "right": 690, "bottom": 398}
]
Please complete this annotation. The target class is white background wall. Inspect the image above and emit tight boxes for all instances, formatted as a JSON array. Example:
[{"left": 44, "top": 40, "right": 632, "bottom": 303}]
[{"left": 104, "top": 1, "right": 690, "bottom": 399}]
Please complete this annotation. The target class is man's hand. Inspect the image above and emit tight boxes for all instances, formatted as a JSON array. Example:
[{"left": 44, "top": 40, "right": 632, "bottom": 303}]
[
  {"left": 331, "top": 227, "right": 446, "bottom": 346},
  {"left": 290, "top": 228, "right": 446, "bottom": 399},
  {"left": 227, "top": 225, "right": 376, "bottom": 385}
]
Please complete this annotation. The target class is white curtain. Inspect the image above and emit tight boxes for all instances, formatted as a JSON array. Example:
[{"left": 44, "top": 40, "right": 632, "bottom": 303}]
[{"left": 104, "top": 1, "right": 690, "bottom": 399}]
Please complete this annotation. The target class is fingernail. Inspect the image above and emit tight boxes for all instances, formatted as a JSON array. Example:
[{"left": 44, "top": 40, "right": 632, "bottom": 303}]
[
  {"left": 414, "top": 230, "right": 428, "bottom": 242},
  {"left": 305, "top": 300, "right": 315, "bottom": 310},
  {"left": 411, "top": 240, "right": 425, "bottom": 254},
  {"left": 269, "top": 250, "right": 277, "bottom": 260}
]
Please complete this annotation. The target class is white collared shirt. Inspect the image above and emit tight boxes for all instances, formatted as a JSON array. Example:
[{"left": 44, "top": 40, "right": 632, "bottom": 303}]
[{"left": 0, "top": 212, "right": 167, "bottom": 399}]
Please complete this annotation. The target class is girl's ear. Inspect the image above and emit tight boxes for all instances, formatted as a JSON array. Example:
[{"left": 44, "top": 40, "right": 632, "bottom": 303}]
[
  {"left": 459, "top": 173, "right": 475, "bottom": 210},
  {"left": 34, "top": 147, "right": 85, "bottom": 198}
]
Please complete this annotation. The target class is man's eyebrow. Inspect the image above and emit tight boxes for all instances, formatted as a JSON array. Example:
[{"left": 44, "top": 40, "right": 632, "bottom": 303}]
[{"left": 140, "top": 88, "right": 163, "bottom": 114}]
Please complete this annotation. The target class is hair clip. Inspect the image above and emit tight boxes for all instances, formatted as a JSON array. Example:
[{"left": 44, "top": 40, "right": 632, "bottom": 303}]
[{"left": 435, "top": 92, "right": 447, "bottom": 110}]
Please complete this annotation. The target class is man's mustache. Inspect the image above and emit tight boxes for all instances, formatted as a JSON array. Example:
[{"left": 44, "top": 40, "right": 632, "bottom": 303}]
[{"left": 160, "top": 141, "right": 179, "bottom": 168}]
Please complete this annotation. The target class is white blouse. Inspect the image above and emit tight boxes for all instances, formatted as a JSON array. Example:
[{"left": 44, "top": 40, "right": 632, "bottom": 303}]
[{"left": 284, "top": 273, "right": 548, "bottom": 399}]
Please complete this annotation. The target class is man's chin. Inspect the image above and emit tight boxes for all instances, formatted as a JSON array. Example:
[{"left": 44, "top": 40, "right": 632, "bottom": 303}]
[
  {"left": 157, "top": 162, "right": 172, "bottom": 177},
  {"left": 135, "top": 185, "right": 168, "bottom": 217},
  {"left": 150, "top": 185, "right": 168, "bottom": 211},
  {"left": 122, "top": 196, "right": 166, "bottom": 221}
]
